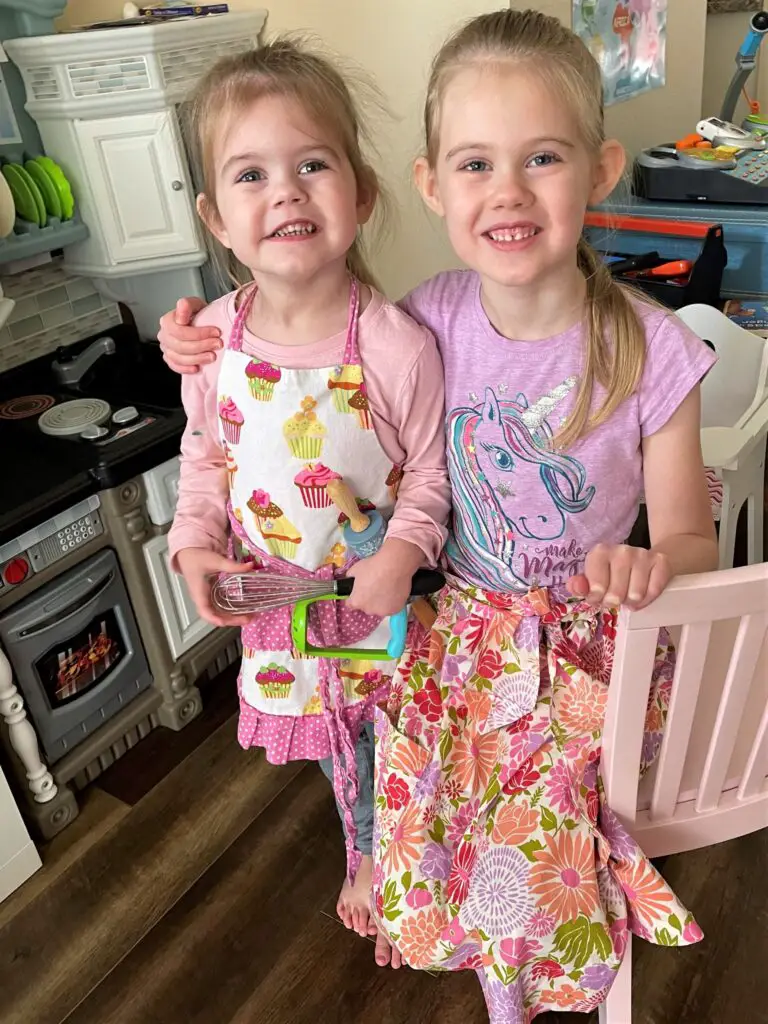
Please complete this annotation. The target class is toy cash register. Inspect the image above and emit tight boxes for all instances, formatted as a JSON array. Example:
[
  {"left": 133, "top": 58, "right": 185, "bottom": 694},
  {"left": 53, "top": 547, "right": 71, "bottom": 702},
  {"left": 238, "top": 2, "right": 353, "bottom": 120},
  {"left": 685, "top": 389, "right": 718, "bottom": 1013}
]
[{"left": 635, "top": 11, "right": 768, "bottom": 205}]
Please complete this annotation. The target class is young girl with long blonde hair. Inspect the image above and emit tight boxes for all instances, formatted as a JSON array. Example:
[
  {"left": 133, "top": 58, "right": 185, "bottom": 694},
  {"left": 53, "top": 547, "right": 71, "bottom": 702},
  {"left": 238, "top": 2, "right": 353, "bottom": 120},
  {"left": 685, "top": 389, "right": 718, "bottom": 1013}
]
[{"left": 161, "top": 10, "right": 718, "bottom": 1018}]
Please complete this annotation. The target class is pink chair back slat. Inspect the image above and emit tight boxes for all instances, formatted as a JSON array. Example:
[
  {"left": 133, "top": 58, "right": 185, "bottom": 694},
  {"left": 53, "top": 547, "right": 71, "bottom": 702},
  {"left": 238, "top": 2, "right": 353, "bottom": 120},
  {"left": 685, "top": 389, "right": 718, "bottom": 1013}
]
[
  {"left": 601, "top": 624, "right": 659, "bottom": 826},
  {"left": 739, "top": 697, "right": 768, "bottom": 801},
  {"left": 650, "top": 621, "right": 711, "bottom": 821},
  {"left": 696, "top": 613, "right": 768, "bottom": 812}
]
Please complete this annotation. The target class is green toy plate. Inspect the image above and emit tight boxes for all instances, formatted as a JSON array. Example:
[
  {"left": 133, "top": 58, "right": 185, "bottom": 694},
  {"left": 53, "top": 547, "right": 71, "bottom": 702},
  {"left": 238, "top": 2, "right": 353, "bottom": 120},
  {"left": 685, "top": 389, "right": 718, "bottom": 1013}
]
[
  {"left": 2, "top": 164, "right": 40, "bottom": 225},
  {"left": 24, "top": 160, "right": 61, "bottom": 220},
  {"left": 33, "top": 156, "right": 74, "bottom": 220},
  {"left": 13, "top": 164, "right": 46, "bottom": 227}
]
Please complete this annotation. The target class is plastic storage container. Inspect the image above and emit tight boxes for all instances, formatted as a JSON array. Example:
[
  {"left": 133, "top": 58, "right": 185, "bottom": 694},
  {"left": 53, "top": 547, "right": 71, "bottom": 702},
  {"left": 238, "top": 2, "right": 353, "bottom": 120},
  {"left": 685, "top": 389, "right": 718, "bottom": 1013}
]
[{"left": 584, "top": 196, "right": 768, "bottom": 299}]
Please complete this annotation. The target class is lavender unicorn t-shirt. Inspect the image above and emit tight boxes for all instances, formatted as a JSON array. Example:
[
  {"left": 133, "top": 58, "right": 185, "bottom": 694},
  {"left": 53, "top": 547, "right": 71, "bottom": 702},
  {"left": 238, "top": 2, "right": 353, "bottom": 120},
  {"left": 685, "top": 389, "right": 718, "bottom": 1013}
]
[{"left": 400, "top": 270, "right": 716, "bottom": 592}]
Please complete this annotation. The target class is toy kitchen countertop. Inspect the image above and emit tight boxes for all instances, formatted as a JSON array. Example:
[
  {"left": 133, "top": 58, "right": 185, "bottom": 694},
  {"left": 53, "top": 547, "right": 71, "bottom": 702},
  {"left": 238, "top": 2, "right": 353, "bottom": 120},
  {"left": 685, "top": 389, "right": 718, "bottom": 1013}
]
[{"left": 0, "top": 325, "right": 185, "bottom": 547}]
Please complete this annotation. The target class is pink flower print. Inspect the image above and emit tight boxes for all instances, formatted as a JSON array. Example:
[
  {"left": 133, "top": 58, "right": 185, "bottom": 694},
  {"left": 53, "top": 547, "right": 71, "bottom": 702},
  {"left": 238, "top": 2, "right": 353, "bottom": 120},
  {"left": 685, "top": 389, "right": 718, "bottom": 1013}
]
[
  {"left": 446, "top": 799, "right": 479, "bottom": 846},
  {"left": 441, "top": 917, "right": 466, "bottom": 945},
  {"left": 609, "top": 916, "right": 630, "bottom": 958},
  {"left": 683, "top": 919, "right": 704, "bottom": 944},
  {"left": 251, "top": 488, "right": 270, "bottom": 508},
  {"left": 499, "top": 937, "right": 542, "bottom": 968},
  {"left": 527, "top": 907, "right": 556, "bottom": 938},
  {"left": 405, "top": 887, "right": 433, "bottom": 910},
  {"left": 545, "top": 760, "right": 578, "bottom": 817}
]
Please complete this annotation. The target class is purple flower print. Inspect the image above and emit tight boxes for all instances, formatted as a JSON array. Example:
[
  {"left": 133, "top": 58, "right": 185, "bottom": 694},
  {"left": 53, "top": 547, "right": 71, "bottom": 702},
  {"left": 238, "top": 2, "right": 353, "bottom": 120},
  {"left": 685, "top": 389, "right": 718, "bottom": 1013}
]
[
  {"left": 442, "top": 653, "right": 469, "bottom": 684},
  {"left": 460, "top": 847, "right": 534, "bottom": 936},
  {"left": 422, "top": 841, "right": 452, "bottom": 882},
  {"left": 477, "top": 976, "right": 526, "bottom": 1024},
  {"left": 413, "top": 761, "right": 441, "bottom": 803},
  {"left": 545, "top": 760, "right": 578, "bottom": 817},
  {"left": 600, "top": 804, "right": 639, "bottom": 862},
  {"left": 642, "top": 729, "right": 663, "bottom": 767},
  {"left": 514, "top": 615, "right": 541, "bottom": 652},
  {"left": 439, "top": 939, "right": 482, "bottom": 971},
  {"left": 487, "top": 671, "right": 539, "bottom": 729},
  {"left": 581, "top": 964, "right": 616, "bottom": 991}
]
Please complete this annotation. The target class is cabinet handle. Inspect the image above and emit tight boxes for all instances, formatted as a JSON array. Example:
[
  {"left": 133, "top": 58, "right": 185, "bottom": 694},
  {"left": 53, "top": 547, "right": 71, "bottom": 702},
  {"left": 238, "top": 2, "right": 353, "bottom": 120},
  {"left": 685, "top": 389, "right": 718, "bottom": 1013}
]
[{"left": 171, "top": 180, "right": 184, "bottom": 191}]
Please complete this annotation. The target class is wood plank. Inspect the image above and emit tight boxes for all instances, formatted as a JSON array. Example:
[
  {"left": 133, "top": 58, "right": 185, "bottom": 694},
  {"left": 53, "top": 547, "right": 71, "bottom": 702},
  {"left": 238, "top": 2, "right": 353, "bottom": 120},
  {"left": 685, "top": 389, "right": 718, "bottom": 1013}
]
[
  {"left": 66, "top": 768, "right": 487, "bottom": 1024},
  {"left": 0, "top": 716, "right": 304, "bottom": 1024},
  {"left": 96, "top": 668, "right": 239, "bottom": 806}
]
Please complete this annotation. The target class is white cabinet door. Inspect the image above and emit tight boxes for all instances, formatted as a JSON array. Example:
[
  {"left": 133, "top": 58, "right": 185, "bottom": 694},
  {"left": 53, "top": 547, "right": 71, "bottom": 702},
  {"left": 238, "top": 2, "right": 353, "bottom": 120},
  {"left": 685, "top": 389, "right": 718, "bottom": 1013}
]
[
  {"left": 74, "top": 110, "right": 201, "bottom": 264},
  {"left": 0, "top": 764, "right": 41, "bottom": 904},
  {"left": 143, "top": 534, "right": 214, "bottom": 660}
]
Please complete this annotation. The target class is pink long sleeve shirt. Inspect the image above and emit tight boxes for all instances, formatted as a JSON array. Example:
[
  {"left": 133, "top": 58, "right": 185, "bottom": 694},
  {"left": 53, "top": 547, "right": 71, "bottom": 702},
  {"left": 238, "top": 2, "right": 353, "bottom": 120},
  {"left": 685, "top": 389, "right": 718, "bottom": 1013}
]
[{"left": 167, "top": 287, "right": 451, "bottom": 569}]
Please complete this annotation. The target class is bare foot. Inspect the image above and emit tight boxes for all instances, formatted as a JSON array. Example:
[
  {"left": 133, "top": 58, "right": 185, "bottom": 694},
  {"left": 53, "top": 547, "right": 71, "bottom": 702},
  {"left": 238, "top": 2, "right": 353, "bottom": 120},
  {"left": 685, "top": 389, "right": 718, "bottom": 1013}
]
[
  {"left": 336, "top": 855, "right": 378, "bottom": 938},
  {"left": 375, "top": 928, "right": 403, "bottom": 968}
]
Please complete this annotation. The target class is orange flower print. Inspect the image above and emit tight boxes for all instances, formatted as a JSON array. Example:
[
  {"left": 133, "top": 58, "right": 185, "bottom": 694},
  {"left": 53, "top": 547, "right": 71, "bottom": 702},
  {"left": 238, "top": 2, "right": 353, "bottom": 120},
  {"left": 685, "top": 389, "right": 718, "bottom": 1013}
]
[
  {"left": 613, "top": 858, "right": 674, "bottom": 931},
  {"left": 389, "top": 735, "right": 431, "bottom": 777},
  {"left": 529, "top": 830, "right": 599, "bottom": 922},
  {"left": 428, "top": 631, "right": 445, "bottom": 671},
  {"left": 558, "top": 673, "right": 607, "bottom": 735},
  {"left": 450, "top": 728, "right": 500, "bottom": 796},
  {"left": 539, "top": 983, "right": 590, "bottom": 1009},
  {"left": 382, "top": 801, "right": 425, "bottom": 874},
  {"left": 491, "top": 803, "right": 540, "bottom": 845},
  {"left": 398, "top": 905, "right": 445, "bottom": 968},
  {"left": 465, "top": 688, "right": 491, "bottom": 724}
]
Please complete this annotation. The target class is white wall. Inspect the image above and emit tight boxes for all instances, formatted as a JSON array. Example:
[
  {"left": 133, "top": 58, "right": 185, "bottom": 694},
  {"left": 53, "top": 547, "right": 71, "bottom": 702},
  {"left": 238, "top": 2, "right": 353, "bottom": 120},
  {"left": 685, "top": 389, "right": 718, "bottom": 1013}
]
[{"left": 58, "top": 1, "right": 730, "bottom": 296}]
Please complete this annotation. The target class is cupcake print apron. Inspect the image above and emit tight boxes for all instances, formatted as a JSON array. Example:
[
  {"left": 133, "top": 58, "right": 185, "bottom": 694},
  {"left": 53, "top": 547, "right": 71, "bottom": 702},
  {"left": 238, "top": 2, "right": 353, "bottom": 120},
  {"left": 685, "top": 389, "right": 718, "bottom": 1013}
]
[{"left": 218, "top": 279, "right": 399, "bottom": 879}]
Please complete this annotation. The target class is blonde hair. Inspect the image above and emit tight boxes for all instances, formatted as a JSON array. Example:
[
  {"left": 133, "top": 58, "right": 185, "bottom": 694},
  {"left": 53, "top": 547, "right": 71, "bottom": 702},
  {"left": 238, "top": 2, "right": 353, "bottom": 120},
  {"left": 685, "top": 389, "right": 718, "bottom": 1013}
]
[
  {"left": 183, "top": 37, "right": 390, "bottom": 291},
  {"left": 425, "top": 9, "right": 647, "bottom": 447}
]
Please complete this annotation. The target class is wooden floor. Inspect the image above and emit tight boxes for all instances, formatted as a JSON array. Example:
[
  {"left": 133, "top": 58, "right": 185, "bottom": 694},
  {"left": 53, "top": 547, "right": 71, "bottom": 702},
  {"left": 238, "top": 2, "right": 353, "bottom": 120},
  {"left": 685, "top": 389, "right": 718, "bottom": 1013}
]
[{"left": 1, "top": 669, "right": 766, "bottom": 1024}]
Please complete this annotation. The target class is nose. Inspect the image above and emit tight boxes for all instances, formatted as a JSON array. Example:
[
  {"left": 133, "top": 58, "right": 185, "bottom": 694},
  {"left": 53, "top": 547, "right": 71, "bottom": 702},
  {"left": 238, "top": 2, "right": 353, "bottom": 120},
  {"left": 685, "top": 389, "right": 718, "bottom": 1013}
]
[
  {"left": 491, "top": 167, "right": 533, "bottom": 209},
  {"left": 271, "top": 172, "right": 308, "bottom": 207}
]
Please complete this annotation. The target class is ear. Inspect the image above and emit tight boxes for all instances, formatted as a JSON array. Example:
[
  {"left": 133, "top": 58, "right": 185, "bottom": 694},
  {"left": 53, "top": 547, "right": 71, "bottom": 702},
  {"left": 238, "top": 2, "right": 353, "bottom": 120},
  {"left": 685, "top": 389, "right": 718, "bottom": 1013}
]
[
  {"left": 589, "top": 139, "right": 626, "bottom": 206},
  {"left": 414, "top": 156, "right": 444, "bottom": 218},
  {"left": 356, "top": 167, "right": 377, "bottom": 227},
  {"left": 481, "top": 387, "right": 501, "bottom": 424},
  {"left": 196, "top": 192, "right": 230, "bottom": 249}
]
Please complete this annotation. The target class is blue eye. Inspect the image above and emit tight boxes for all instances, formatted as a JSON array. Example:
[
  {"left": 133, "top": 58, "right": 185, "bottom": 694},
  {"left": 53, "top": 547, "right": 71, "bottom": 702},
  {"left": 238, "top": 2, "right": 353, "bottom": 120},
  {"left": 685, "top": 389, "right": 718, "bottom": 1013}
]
[
  {"left": 493, "top": 448, "right": 514, "bottom": 471},
  {"left": 527, "top": 152, "right": 559, "bottom": 168},
  {"left": 299, "top": 160, "right": 328, "bottom": 174},
  {"left": 237, "top": 168, "right": 264, "bottom": 183},
  {"left": 460, "top": 159, "right": 491, "bottom": 173}
]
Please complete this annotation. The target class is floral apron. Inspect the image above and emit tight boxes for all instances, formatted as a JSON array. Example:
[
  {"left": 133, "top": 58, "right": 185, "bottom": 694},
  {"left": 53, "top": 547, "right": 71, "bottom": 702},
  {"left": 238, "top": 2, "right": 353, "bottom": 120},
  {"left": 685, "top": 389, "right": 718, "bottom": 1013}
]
[
  {"left": 218, "top": 279, "right": 398, "bottom": 879},
  {"left": 371, "top": 579, "right": 702, "bottom": 1023}
]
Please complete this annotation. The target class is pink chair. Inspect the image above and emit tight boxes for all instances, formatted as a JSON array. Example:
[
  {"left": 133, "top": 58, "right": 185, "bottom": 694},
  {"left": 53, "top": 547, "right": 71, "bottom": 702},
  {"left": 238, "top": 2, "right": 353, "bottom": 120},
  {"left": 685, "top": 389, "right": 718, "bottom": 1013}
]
[{"left": 599, "top": 562, "right": 768, "bottom": 1024}]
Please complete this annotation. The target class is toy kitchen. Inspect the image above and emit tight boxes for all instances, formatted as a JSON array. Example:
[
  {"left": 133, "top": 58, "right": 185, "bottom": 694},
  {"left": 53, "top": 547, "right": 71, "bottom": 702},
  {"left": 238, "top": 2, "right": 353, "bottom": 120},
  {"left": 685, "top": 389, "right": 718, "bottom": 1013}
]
[{"left": 0, "top": 2, "right": 267, "bottom": 846}]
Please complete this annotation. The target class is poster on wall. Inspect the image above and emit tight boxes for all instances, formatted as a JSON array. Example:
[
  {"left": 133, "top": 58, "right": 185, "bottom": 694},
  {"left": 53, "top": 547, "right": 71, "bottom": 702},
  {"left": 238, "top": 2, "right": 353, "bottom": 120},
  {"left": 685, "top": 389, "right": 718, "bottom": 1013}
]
[{"left": 573, "top": 0, "right": 668, "bottom": 106}]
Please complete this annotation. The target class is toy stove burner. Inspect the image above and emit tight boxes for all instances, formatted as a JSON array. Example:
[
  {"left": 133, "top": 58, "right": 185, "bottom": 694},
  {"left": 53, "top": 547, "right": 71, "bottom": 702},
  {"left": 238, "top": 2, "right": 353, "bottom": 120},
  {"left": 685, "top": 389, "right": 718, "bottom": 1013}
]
[
  {"left": 38, "top": 398, "right": 111, "bottom": 437},
  {"left": 0, "top": 394, "right": 56, "bottom": 420}
]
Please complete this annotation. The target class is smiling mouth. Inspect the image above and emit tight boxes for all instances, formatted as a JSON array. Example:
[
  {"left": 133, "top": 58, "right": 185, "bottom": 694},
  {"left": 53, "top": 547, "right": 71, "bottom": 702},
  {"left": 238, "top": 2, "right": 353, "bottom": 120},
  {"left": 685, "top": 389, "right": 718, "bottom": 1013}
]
[
  {"left": 485, "top": 226, "right": 541, "bottom": 242},
  {"left": 268, "top": 222, "right": 318, "bottom": 239}
]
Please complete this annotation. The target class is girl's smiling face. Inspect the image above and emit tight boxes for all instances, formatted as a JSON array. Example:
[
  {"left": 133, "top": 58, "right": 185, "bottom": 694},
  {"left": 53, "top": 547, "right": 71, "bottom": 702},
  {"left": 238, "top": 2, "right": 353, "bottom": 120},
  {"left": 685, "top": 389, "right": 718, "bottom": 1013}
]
[
  {"left": 416, "top": 65, "right": 624, "bottom": 292},
  {"left": 201, "top": 93, "right": 374, "bottom": 285}
]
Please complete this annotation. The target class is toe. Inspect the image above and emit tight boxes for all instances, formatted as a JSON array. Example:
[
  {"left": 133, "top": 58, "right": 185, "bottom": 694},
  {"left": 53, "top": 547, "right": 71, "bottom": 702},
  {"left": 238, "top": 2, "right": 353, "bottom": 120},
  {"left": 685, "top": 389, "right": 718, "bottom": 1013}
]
[{"left": 374, "top": 930, "right": 392, "bottom": 967}]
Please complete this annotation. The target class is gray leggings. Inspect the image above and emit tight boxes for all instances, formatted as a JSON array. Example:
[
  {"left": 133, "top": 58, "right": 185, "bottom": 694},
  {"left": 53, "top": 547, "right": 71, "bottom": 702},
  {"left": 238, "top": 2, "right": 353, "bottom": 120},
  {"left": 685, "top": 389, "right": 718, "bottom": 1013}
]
[{"left": 317, "top": 721, "right": 374, "bottom": 856}]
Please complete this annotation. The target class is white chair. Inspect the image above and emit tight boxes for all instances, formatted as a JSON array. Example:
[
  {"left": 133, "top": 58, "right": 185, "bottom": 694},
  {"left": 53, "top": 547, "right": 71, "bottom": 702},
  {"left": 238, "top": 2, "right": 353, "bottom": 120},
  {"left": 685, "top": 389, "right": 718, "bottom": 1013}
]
[
  {"left": 676, "top": 304, "right": 768, "bottom": 568},
  {"left": 599, "top": 561, "right": 768, "bottom": 1024}
]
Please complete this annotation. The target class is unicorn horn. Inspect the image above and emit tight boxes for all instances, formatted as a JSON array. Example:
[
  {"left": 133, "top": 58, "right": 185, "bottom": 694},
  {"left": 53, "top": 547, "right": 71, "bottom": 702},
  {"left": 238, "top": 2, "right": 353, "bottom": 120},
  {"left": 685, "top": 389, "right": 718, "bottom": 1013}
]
[{"left": 520, "top": 376, "right": 578, "bottom": 431}]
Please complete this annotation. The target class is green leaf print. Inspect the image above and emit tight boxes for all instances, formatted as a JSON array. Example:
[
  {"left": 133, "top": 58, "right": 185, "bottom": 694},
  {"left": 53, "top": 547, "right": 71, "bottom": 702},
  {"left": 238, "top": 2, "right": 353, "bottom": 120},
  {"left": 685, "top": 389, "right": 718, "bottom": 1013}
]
[
  {"left": 483, "top": 776, "right": 501, "bottom": 805},
  {"left": 439, "top": 729, "right": 454, "bottom": 762},
  {"left": 448, "top": 636, "right": 461, "bottom": 655},
  {"left": 401, "top": 871, "right": 412, "bottom": 892},
  {"left": 383, "top": 880, "right": 398, "bottom": 904},
  {"left": 383, "top": 907, "right": 402, "bottom": 922},
  {"left": 530, "top": 785, "right": 545, "bottom": 808},
  {"left": 668, "top": 913, "right": 682, "bottom": 933},
  {"left": 563, "top": 818, "right": 579, "bottom": 830},
  {"left": 553, "top": 916, "right": 598, "bottom": 969},
  {"left": 519, "top": 839, "right": 545, "bottom": 862},
  {"left": 590, "top": 922, "right": 611, "bottom": 961},
  {"left": 540, "top": 807, "right": 558, "bottom": 832},
  {"left": 655, "top": 928, "right": 679, "bottom": 947},
  {"left": 568, "top": 970, "right": 584, "bottom": 982},
  {"left": 429, "top": 816, "right": 446, "bottom": 844},
  {"left": 563, "top": 663, "right": 578, "bottom": 676},
  {"left": 504, "top": 663, "right": 521, "bottom": 674}
]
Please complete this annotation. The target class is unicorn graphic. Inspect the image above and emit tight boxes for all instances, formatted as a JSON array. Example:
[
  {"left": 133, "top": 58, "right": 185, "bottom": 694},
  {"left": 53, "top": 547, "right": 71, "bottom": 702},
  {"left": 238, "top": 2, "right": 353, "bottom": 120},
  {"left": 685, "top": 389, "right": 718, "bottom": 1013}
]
[{"left": 447, "top": 378, "right": 595, "bottom": 590}]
